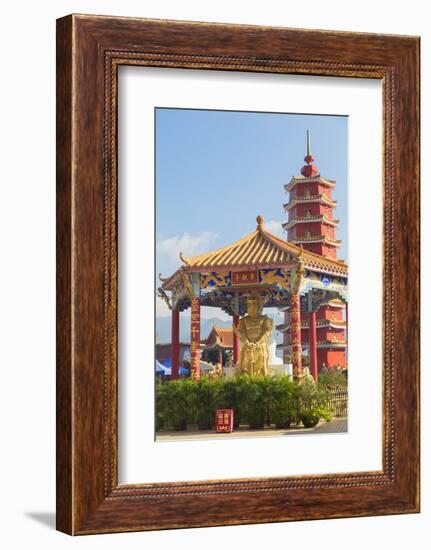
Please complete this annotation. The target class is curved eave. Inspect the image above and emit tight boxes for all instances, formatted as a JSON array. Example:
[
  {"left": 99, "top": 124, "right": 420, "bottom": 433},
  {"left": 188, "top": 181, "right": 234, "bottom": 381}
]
[
  {"left": 282, "top": 216, "right": 340, "bottom": 231},
  {"left": 317, "top": 341, "right": 347, "bottom": 349},
  {"left": 283, "top": 195, "right": 337, "bottom": 211},
  {"left": 276, "top": 342, "right": 347, "bottom": 350},
  {"left": 279, "top": 320, "right": 347, "bottom": 332},
  {"left": 284, "top": 175, "right": 336, "bottom": 193},
  {"left": 291, "top": 236, "right": 342, "bottom": 248},
  {"left": 301, "top": 321, "right": 346, "bottom": 329},
  {"left": 259, "top": 230, "right": 348, "bottom": 277},
  {"left": 159, "top": 268, "right": 183, "bottom": 291},
  {"left": 204, "top": 341, "right": 233, "bottom": 350},
  {"left": 319, "top": 300, "right": 346, "bottom": 309}
]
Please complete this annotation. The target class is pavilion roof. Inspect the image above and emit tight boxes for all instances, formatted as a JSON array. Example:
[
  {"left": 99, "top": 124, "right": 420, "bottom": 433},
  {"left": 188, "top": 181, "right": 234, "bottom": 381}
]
[
  {"left": 204, "top": 326, "right": 234, "bottom": 350},
  {"left": 178, "top": 216, "right": 347, "bottom": 276}
]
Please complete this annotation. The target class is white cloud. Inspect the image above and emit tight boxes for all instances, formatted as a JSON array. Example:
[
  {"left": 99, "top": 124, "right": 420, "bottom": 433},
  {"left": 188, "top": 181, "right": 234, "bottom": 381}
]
[
  {"left": 156, "top": 230, "right": 221, "bottom": 320},
  {"left": 156, "top": 296, "right": 171, "bottom": 318},
  {"left": 264, "top": 220, "right": 286, "bottom": 239},
  {"left": 156, "top": 297, "right": 230, "bottom": 322},
  {"left": 157, "top": 230, "right": 218, "bottom": 264}
]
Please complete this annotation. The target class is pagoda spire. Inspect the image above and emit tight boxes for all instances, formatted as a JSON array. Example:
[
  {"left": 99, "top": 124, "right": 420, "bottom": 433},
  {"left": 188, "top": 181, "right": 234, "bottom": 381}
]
[
  {"left": 301, "top": 130, "right": 319, "bottom": 177},
  {"left": 306, "top": 129, "right": 312, "bottom": 157}
]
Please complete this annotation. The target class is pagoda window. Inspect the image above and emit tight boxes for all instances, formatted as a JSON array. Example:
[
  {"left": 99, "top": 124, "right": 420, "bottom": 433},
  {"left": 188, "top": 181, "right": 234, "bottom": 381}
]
[
  {"left": 304, "top": 190, "right": 311, "bottom": 198},
  {"left": 305, "top": 230, "right": 312, "bottom": 238},
  {"left": 305, "top": 209, "right": 311, "bottom": 217}
]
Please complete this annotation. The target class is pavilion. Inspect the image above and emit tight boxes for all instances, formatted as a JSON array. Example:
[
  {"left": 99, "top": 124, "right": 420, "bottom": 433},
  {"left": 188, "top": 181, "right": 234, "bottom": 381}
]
[{"left": 158, "top": 215, "right": 348, "bottom": 381}]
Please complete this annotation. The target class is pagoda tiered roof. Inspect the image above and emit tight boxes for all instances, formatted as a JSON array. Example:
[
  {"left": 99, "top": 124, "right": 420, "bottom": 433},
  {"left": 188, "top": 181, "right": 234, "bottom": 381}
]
[
  {"left": 276, "top": 319, "right": 346, "bottom": 332},
  {"left": 301, "top": 319, "right": 346, "bottom": 329},
  {"left": 282, "top": 213, "right": 339, "bottom": 231},
  {"left": 283, "top": 192, "right": 337, "bottom": 211},
  {"left": 161, "top": 216, "right": 347, "bottom": 291},
  {"left": 316, "top": 340, "right": 347, "bottom": 348},
  {"left": 276, "top": 339, "right": 347, "bottom": 351},
  {"left": 320, "top": 298, "right": 346, "bottom": 309},
  {"left": 284, "top": 174, "right": 336, "bottom": 193},
  {"left": 290, "top": 234, "right": 342, "bottom": 247}
]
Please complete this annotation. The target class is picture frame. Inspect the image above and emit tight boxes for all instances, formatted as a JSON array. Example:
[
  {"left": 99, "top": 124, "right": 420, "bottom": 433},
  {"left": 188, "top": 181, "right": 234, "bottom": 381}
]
[{"left": 56, "top": 14, "right": 420, "bottom": 535}]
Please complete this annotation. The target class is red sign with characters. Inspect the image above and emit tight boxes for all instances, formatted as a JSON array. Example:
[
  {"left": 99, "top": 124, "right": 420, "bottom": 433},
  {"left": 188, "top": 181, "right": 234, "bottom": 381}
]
[
  {"left": 232, "top": 270, "right": 258, "bottom": 285},
  {"left": 190, "top": 296, "right": 201, "bottom": 380},
  {"left": 215, "top": 409, "right": 234, "bottom": 433}
]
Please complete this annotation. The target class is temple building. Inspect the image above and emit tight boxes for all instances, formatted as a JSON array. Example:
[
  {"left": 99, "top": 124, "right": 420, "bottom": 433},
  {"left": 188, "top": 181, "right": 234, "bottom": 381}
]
[
  {"left": 202, "top": 326, "right": 234, "bottom": 368},
  {"left": 277, "top": 131, "right": 347, "bottom": 370}
]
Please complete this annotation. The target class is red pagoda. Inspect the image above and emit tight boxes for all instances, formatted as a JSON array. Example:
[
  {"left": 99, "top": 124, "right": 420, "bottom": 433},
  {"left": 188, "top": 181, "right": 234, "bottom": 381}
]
[{"left": 278, "top": 131, "right": 347, "bottom": 371}]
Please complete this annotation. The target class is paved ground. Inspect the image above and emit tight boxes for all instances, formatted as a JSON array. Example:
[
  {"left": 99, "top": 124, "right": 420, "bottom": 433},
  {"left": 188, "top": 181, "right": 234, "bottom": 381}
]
[{"left": 156, "top": 417, "right": 347, "bottom": 441}]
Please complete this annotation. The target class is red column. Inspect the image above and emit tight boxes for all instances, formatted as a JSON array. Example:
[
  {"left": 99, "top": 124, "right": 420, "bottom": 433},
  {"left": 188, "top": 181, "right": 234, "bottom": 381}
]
[
  {"left": 291, "top": 293, "right": 302, "bottom": 380},
  {"left": 171, "top": 309, "right": 180, "bottom": 380},
  {"left": 190, "top": 296, "right": 201, "bottom": 380},
  {"left": 283, "top": 310, "right": 290, "bottom": 364},
  {"left": 233, "top": 314, "right": 240, "bottom": 365},
  {"left": 219, "top": 349, "right": 223, "bottom": 369},
  {"left": 309, "top": 310, "right": 318, "bottom": 382}
]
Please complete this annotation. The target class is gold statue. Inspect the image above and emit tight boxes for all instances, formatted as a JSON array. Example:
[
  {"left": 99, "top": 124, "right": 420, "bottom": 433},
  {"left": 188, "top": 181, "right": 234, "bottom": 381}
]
[{"left": 237, "top": 293, "right": 274, "bottom": 376}]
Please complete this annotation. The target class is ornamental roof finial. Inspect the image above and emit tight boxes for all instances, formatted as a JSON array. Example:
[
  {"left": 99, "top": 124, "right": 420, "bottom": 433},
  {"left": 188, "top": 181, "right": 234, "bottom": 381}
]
[
  {"left": 256, "top": 214, "right": 264, "bottom": 230},
  {"left": 306, "top": 129, "right": 312, "bottom": 157},
  {"left": 301, "top": 130, "right": 319, "bottom": 177}
]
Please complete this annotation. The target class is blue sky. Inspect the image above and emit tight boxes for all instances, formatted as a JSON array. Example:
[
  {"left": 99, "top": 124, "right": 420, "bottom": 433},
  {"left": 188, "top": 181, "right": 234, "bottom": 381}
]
[{"left": 155, "top": 108, "right": 347, "bottom": 319}]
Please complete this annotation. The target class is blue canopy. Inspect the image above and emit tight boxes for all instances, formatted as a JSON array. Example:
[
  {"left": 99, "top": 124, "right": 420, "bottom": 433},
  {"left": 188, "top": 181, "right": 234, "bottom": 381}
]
[
  {"left": 155, "top": 359, "right": 189, "bottom": 377},
  {"left": 155, "top": 359, "right": 170, "bottom": 375}
]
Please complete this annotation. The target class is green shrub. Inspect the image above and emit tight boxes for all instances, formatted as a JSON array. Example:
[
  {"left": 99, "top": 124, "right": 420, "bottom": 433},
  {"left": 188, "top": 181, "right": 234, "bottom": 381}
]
[
  {"left": 155, "top": 375, "right": 335, "bottom": 432},
  {"left": 241, "top": 376, "right": 267, "bottom": 429},
  {"left": 194, "top": 378, "right": 220, "bottom": 430},
  {"left": 318, "top": 369, "right": 347, "bottom": 388},
  {"left": 217, "top": 375, "right": 248, "bottom": 427},
  {"left": 155, "top": 381, "right": 167, "bottom": 431},
  {"left": 298, "top": 379, "right": 332, "bottom": 428},
  {"left": 271, "top": 376, "right": 300, "bottom": 428},
  {"left": 161, "top": 380, "right": 190, "bottom": 430}
]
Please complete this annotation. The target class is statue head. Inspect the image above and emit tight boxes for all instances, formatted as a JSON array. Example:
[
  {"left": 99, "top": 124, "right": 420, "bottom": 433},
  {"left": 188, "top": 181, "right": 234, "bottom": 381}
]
[{"left": 246, "top": 293, "right": 263, "bottom": 317}]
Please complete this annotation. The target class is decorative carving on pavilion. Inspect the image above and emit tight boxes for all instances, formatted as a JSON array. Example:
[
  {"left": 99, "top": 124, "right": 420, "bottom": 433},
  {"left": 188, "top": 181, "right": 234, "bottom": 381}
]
[
  {"left": 179, "top": 269, "right": 193, "bottom": 297},
  {"left": 259, "top": 268, "right": 291, "bottom": 291},
  {"left": 157, "top": 287, "right": 172, "bottom": 311},
  {"left": 200, "top": 271, "right": 231, "bottom": 290}
]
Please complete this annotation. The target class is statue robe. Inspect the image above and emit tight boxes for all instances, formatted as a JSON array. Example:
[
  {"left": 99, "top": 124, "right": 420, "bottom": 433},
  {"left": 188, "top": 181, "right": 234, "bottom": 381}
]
[{"left": 237, "top": 314, "right": 274, "bottom": 376}]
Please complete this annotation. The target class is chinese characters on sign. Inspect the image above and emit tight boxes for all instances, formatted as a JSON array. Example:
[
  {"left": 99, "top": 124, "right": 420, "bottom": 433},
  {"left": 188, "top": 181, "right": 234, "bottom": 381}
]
[
  {"left": 232, "top": 270, "right": 258, "bottom": 285},
  {"left": 190, "top": 296, "right": 201, "bottom": 379},
  {"left": 215, "top": 409, "right": 234, "bottom": 433}
]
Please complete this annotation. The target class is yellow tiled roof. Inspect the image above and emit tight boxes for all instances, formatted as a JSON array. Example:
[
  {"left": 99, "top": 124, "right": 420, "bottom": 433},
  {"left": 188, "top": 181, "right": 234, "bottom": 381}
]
[
  {"left": 179, "top": 216, "right": 347, "bottom": 276},
  {"left": 182, "top": 226, "right": 295, "bottom": 268}
]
